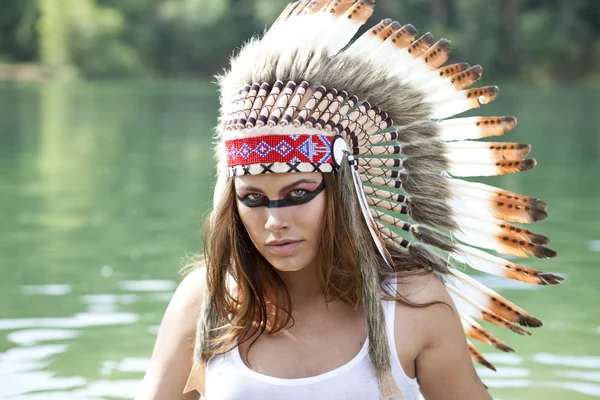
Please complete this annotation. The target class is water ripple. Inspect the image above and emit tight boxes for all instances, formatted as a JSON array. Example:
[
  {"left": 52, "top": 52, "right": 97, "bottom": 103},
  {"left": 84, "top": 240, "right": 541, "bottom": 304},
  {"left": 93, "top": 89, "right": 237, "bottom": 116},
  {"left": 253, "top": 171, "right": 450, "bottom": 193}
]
[
  {"left": 0, "top": 371, "right": 86, "bottom": 397},
  {"left": 0, "top": 312, "right": 139, "bottom": 330},
  {"left": 533, "top": 353, "right": 600, "bottom": 369},
  {"left": 6, "top": 329, "right": 81, "bottom": 346},
  {"left": 20, "top": 285, "right": 71, "bottom": 296},
  {"left": 119, "top": 280, "right": 176, "bottom": 292}
]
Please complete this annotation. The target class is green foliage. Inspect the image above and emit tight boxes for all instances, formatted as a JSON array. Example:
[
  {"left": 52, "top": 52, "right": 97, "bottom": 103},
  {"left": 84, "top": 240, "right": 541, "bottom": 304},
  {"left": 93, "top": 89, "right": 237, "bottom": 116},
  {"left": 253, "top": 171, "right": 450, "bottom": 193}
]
[
  {"left": 0, "top": 0, "right": 598, "bottom": 82},
  {"left": 0, "top": 0, "right": 38, "bottom": 63},
  {"left": 67, "top": 0, "right": 142, "bottom": 77}
]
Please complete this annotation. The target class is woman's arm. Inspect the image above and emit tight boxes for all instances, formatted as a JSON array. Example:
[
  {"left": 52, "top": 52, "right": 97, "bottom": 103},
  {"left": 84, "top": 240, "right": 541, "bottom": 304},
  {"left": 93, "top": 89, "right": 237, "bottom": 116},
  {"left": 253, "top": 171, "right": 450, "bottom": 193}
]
[
  {"left": 396, "top": 273, "right": 492, "bottom": 400},
  {"left": 136, "top": 267, "right": 206, "bottom": 400}
]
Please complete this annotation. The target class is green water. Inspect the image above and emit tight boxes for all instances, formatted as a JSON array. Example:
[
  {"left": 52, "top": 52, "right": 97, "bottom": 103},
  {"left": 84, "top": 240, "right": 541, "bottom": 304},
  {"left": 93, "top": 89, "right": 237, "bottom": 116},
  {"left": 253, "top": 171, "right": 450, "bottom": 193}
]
[{"left": 0, "top": 82, "right": 598, "bottom": 399}]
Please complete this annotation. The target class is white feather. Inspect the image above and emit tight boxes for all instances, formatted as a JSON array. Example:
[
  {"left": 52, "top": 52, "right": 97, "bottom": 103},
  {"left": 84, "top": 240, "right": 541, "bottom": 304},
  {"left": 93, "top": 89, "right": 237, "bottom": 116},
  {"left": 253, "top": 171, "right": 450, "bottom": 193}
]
[
  {"left": 452, "top": 226, "right": 500, "bottom": 253},
  {"left": 438, "top": 117, "right": 487, "bottom": 141},
  {"left": 446, "top": 142, "right": 505, "bottom": 162},
  {"left": 447, "top": 268, "right": 496, "bottom": 308},
  {"left": 451, "top": 243, "right": 514, "bottom": 279},
  {"left": 325, "top": 17, "right": 365, "bottom": 56},
  {"left": 430, "top": 96, "right": 472, "bottom": 119},
  {"left": 453, "top": 214, "right": 503, "bottom": 237},
  {"left": 446, "top": 284, "right": 487, "bottom": 321},
  {"left": 345, "top": 29, "right": 379, "bottom": 57},
  {"left": 447, "top": 196, "right": 500, "bottom": 222},
  {"left": 448, "top": 160, "right": 503, "bottom": 177}
]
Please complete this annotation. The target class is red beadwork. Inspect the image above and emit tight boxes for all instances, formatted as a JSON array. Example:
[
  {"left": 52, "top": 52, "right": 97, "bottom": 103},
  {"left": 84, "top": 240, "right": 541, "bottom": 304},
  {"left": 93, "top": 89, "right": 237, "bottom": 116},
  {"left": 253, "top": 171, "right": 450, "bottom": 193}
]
[{"left": 226, "top": 134, "right": 334, "bottom": 167}]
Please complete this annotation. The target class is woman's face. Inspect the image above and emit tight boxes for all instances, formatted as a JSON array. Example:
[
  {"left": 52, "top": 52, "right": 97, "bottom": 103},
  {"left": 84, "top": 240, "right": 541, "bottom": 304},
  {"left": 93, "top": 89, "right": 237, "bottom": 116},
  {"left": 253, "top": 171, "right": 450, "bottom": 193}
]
[{"left": 234, "top": 172, "right": 327, "bottom": 273}]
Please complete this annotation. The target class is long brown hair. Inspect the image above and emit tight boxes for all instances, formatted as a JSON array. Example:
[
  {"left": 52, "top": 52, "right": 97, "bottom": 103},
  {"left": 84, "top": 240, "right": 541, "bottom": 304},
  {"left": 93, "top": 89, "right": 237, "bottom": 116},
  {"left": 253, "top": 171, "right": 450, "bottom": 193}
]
[{"left": 194, "top": 165, "right": 432, "bottom": 359}]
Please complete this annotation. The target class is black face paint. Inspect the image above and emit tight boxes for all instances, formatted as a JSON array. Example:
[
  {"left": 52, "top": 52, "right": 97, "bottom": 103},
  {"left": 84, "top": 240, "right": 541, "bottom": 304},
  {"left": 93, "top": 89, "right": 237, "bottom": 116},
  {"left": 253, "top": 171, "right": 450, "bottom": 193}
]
[{"left": 237, "top": 181, "right": 325, "bottom": 209}]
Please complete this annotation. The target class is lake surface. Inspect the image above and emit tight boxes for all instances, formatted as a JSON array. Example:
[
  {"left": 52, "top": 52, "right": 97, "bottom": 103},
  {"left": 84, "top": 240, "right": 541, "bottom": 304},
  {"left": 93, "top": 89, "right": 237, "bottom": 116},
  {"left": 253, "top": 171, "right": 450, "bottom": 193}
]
[{"left": 0, "top": 82, "right": 598, "bottom": 399}]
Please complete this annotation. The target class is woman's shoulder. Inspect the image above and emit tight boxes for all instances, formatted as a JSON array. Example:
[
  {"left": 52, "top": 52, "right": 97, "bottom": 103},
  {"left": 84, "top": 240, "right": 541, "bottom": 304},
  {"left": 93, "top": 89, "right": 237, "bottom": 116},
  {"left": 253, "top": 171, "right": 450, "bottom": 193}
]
[
  {"left": 393, "top": 271, "right": 454, "bottom": 309},
  {"left": 136, "top": 267, "right": 207, "bottom": 398},
  {"left": 391, "top": 272, "right": 459, "bottom": 350},
  {"left": 160, "top": 266, "right": 207, "bottom": 335},
  {"left": 391, "top": 272, "right": 491, "bottom": 398},
  {"left": 172, "top": 266, "right": 207, "bottom": 316}
]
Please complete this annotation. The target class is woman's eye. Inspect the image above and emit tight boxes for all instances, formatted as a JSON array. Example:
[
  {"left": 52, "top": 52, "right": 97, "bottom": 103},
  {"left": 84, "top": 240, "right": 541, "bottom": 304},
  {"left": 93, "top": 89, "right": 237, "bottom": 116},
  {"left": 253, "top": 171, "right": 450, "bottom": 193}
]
[
  {"left": 246, "top": 193, "right": 264, "bottom": 201},
  {"left": 289, "top": 189, "right": 308, "bottom": 199}
]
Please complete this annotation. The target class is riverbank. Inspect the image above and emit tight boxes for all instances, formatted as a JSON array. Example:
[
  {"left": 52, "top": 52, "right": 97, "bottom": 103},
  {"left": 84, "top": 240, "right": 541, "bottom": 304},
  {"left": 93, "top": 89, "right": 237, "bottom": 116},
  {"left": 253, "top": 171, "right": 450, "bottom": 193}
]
[{"left": 0, "top": 64, "right": 54, "bottom": 83}]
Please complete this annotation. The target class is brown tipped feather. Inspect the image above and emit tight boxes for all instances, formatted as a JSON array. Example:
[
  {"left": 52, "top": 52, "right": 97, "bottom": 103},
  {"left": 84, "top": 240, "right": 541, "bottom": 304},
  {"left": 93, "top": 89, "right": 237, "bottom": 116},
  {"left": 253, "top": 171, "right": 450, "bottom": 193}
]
[
  {"left": 407, "top": 33, "right": 434, "bottom": 57},
  {"left": 368, "top": 19, "right": 393, "bottom": 39},
  {"left": 345, "top": 0, "right": 376, "bottom": 23},
  {"left": 481, "top": 309, "right": 532, "bottom": 335},
  {"left": 493, "top": 187, "right": 547, "bottom": 210},
  {"left": 453, "top": 243, "right": 562, "bottom": 285},
  {"left": 497, "top": 236, "right": 557, "bottom": 259},
  {"left": 437, "top": 62, "right": 470, "bottom": 78},
  {"left": 377, "top": 20, "right": 402, "bottom": 42},
  {"left": 493, "top": 158, "right": 537, "bottom": 175},
  {"left": 476, "top": 116, "right": 518, "bottom": 138},
  {"left": 450, "top": 269, "right": 543, "bottom": 327},
  {"left": 325, "top": 0, "right": 355, "bottom": 17},
  {"left": 505, "top": 264, "right": 564, "bottom": 285},
  {"left": 451, "top": 182, "right": 548, "bottom": 211},
  {"left": 421, "top": 39, "right": 451, "bottom": 69},
  {"left": 450, "top": 65, "right": 483, "bottom": 90},
  {"left": 498, "top": 223, "right": 549, "bottom": 245},
  {"left": 390, "top": 24, "right": 418, "bottom": 50},
  {"left": 466, "top": 86, "right": 499, "bottom": 107},
  {"left": 485, "top": 142, "right": 531, "bottom": 160},
  {"left": 468, "top": 341, "right": 497, "bottom": 371},
  {"left": 300, "top": 0, "right": 328, "bottom": 15},
  {"left": 485, "top": 295, "right": 542, "bottom": 328},
  {"left": 464, "top": 322, "right": 515, "bottom": 352}
]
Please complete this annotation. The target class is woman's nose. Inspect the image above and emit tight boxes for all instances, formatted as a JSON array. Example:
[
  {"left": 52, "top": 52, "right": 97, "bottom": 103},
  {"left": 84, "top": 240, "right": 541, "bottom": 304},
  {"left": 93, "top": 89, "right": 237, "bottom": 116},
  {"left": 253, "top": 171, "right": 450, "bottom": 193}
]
[{"left": 264, "top": 208, "right": 290, "bottom": 232}]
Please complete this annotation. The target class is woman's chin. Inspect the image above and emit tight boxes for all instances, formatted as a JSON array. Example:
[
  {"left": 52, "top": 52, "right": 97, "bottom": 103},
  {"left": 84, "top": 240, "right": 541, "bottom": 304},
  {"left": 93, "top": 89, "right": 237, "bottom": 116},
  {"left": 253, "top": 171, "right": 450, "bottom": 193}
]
[{"left": 267, "top": 258, "right": 310, "bottom": 273}]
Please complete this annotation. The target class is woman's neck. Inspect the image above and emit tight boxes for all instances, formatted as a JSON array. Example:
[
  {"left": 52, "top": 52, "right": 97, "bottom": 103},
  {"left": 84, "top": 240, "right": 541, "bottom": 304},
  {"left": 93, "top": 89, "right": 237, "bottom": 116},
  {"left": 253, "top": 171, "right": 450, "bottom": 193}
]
[{"left": 276, "top": 262, "right": 324, "bottom": 307}]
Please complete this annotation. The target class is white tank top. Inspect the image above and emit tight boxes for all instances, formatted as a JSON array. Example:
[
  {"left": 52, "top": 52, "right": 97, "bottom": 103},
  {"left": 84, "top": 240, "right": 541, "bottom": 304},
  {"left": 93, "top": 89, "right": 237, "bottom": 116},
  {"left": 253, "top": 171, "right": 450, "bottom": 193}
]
[{"left": 201, "top": 296, "right": 420, "bottom": 400}]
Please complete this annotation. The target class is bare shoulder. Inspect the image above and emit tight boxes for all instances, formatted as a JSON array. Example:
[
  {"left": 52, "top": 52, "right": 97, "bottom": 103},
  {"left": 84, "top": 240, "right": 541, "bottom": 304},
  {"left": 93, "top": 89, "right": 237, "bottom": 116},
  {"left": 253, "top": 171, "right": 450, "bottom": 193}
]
[
  {"left": 169, "top": 266, "right": 207, "bottom": 321},
  {"left": 392, "top": 272, "right": 491, "bottom": 399},
  {"left": 394, "top": 271, "right": 455, "bottom": 311},
  {"left": 136, "top": 266, "right": 206, "bottom": 399},
  {"left": 392, "top": 272, "right": 458, "bottom": 356}
]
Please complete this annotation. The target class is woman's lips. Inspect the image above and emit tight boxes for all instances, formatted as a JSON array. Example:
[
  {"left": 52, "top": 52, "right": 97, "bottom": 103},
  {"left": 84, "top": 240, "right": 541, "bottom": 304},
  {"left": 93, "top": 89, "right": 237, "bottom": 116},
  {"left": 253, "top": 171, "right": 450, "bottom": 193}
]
[{"left": 266, "top": 240, "right": 303, "bottom": 256}]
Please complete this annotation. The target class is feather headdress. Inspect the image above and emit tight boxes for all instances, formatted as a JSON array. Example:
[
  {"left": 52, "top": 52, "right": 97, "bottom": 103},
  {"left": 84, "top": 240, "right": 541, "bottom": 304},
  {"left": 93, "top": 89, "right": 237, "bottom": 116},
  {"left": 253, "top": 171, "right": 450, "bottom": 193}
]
[{"left": 186, "top": 1, "right": 561, "bottom": 398}]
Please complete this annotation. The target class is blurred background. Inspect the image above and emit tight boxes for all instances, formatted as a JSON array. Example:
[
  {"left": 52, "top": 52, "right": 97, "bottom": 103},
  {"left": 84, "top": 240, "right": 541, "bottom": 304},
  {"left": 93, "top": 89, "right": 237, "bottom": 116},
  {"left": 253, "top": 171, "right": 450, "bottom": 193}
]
[{"left": 0, "top": 0, "right": 598, "bottom": 399}]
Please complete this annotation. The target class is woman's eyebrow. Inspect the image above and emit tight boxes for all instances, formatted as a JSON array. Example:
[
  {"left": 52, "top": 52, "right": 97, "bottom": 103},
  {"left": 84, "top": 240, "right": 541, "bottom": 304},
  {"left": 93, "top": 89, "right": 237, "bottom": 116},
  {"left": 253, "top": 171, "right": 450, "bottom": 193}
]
[{"left": 237, "top": 179, "right": 320, "bottom": 195}]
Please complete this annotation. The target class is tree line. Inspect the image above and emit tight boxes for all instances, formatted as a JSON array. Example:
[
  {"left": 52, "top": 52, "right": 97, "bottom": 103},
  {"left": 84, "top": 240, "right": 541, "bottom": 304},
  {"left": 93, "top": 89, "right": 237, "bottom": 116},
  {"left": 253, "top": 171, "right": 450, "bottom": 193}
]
[{"left": 1, "top": 0, "right": 598, "bottom": 83}]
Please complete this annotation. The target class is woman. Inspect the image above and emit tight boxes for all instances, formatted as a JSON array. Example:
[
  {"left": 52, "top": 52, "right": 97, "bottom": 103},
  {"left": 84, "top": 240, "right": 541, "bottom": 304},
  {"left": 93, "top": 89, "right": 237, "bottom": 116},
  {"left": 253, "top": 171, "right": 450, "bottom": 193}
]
[{"left": 138, "top": 1, "right": 560, "bottom": 399}]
